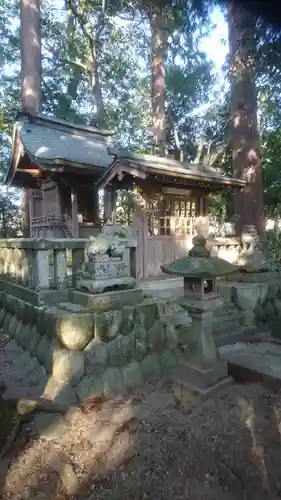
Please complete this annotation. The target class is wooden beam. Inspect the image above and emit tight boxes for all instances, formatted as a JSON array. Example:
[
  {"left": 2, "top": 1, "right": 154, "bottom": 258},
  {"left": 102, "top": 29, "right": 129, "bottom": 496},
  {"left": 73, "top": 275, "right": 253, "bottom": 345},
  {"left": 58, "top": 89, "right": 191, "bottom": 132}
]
[
  {"left": 18, "top": 168, "right": 41, "bottom": 176},
  {"left": 162, "top": 186, "right": 191, "bottom": 196}
]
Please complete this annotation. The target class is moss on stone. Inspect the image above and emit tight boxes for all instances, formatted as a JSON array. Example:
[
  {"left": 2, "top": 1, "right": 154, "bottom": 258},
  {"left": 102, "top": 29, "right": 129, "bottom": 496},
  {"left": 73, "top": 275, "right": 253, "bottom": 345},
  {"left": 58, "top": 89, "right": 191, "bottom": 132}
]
[
  {"left": 150, "top": 319, "right": 165, "bottom": 353},
  {"left": 130, "top": 325, "right": 148, "bottom": 362},
  {"left": 8, "top": 316, "right": 18, "bottom": 338},
  {"left": 122, "top": 361, "right": 143, "bottom": 388},
  {"left": 75, "top": 375, "right": 103, "bottom": 403},
  {"left": 141, "top": 353, "right": 161, "bottom": 381},
  {"left": 108, "top": 335, "right": 132, "bottom": 367},
  {"left": 102, "top": 367, "right": 123, "bottom": 395},
  {"left": 159, "top": 350, "right": 177, "bottom": 372}
]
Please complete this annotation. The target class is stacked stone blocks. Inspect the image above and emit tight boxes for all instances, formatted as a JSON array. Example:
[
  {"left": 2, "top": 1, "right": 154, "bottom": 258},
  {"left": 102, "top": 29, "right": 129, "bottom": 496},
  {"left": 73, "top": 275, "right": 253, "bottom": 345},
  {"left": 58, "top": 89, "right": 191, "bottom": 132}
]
[{"left": 0, "top": 292, "right": 183, "bottom": 402}]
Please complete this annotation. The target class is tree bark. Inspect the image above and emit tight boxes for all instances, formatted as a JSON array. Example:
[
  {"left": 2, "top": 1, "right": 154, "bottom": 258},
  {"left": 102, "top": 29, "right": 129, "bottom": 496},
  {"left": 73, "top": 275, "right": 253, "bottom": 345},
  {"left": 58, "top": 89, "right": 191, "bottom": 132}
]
[
  {"left": 149, "top": 7, "right": 168, "bottom": 157},
  {"left": 228, "top": 1, "right": 265, "bottom": 236},
  {"left": 20, "top": 0, "right": 41, "bottom": 237},
  {"left": 68, "top": 0, "right": 106, "bottom": 128}
]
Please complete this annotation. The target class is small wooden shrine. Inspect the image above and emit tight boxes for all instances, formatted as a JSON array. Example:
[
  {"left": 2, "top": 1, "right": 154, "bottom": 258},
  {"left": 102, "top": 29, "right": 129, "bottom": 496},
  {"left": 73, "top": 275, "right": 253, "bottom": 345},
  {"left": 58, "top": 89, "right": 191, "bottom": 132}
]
[{"left": 6, "top": 111, "right": 245, "bottom": 279}]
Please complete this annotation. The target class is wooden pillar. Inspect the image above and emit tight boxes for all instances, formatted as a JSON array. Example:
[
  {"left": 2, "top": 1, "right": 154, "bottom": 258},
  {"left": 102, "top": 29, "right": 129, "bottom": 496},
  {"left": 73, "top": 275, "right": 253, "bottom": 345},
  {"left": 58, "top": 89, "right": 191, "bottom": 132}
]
[
  {"left": 20, "top": 0, "right": 41, "bottom": 236},
  {"left": 199, "top": 197, "right": 205, "bottom": 216},
  {"left": 71, "top": 188, "right": 79, "bottom": 237},
  {"left": 143, "top": 209, "right": 149, "bottom": 279},
  {"left": 103, "top": 187, "right": 111, "bottom": 222},
  {"left": 111, "top": 188, "right": 117, "bottom": 223},
  {"left": 29, "top": 189, "right": 34, "bottom": 236},
  {"left": 93, "top": 188, "right": 100, "bottom": 224},
  {"left": 103, "top": 186, "right": 116, "bottom": 223},
  {"left": 103, "top": 189, "right": 108, "bottom": 222}
]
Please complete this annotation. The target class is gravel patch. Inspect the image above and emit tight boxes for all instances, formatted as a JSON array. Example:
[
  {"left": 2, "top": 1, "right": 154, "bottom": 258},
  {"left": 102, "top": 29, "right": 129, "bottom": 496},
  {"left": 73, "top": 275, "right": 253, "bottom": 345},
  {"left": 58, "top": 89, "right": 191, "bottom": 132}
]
[{"left": 1, "top": 379, "right": 281, "bottom": 499}]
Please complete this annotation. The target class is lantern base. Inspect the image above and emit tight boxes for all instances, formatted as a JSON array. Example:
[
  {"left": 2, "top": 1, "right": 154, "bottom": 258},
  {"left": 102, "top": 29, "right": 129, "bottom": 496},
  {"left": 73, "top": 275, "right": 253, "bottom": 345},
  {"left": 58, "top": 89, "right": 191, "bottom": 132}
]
[
  {"left": 178, "top": 295, "right": 223, "bottom": 312},
  {"left": 175, "top": 358, "right": 228, "bottom": 390},
  {"left": 173, "top": 371, "right": 232, "bottom": 399}
]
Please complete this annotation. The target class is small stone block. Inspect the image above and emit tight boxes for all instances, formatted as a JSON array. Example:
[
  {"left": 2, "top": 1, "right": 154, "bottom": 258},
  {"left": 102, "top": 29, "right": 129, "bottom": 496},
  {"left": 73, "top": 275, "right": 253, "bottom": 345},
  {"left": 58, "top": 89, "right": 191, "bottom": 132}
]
[
  {"left": 0, "top": 308, "right": 5, "bottom": 326},
  {"left": 159, "top": 350, "right": 177, "bottom": 373},
  {"left": 34, "top": 413, "right": 67, "bottom": 441},
  {"left": 93, "top": 309, "right": 122, "bottom": 342},
  {"left": 58, "top": 302, "right": 89, "bottom": 313},
  {"left": 53, "top": 349, "right": 84, "bottom": 387},
  {"left": 57, "top": 312, "right": 93, "bottom": 350},
  {"left": 150, "top": 319, "right": 165, "bottom": 352},
  {"left": 36, "top": 335, "right": 49, "bottom": 365},
  {"left": 3, "top": 313, "right": 12, "bottom": 332},
  {"left": 20, "top": 323, "right": 33, "bottom": 350},
  {"left": 84, "top": 338, "right": 108, "bottom": 373},
  {"left": 75, "top": 375, "right": 103, "bottom": 403},
  {"left": 122, "top": 361, "right": 143, "bottom": 388},
  {"left": 102, "top": 367, "right": 123, "bottom": 395},
  {"left": 165, "top": 323, "right": 179, "bottom": 350},
  {"left": 141, "top": 353, "right": 161, "bottom": 381},
  {"left": 177, "top": 359, "right": 228, "bottom": 389},
  {"left": 108, "top": 335, "right": 132, "bottom": 366},
  {"left": 130, "top": 325, "right": 148, "bottom": 361},
  {"left": 29, "top": 325, "right": 41, "bottom": 357},
  {"left": 8, "top": 316, "right": 18, "bottom": 338},
  {"left": 43, "top": 377, "right": 77, "bottom": 409}
]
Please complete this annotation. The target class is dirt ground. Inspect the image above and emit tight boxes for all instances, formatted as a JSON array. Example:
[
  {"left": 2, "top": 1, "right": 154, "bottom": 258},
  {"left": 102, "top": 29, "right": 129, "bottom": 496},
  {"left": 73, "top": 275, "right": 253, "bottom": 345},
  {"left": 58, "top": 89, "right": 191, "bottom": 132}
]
[{"left": 2, "top": 337, "right": 281, "bottom": 499}]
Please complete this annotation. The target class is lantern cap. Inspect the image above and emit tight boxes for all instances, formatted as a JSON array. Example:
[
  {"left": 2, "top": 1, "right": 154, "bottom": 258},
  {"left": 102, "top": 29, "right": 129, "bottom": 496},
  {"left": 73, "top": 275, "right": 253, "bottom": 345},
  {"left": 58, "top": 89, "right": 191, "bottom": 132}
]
[{"left": 161, "top": 235, "right": 238, "bottom": 279}]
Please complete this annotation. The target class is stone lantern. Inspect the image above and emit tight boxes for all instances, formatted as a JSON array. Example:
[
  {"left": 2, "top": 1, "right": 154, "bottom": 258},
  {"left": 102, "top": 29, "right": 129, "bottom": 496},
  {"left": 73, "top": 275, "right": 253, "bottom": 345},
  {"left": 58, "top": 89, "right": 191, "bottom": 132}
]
[{"left": 161, "top": 234, "right": 238, "bottom": 393}]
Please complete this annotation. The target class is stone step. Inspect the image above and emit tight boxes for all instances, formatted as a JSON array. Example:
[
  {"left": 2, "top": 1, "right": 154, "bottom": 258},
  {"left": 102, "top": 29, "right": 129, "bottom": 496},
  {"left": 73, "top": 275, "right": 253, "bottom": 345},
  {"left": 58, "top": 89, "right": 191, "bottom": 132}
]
[
  {"left": 212, "top": 316, "right": 241, "bottom": 333},
  {"left": 214, "top": 326, "right": 256, "bottom": 348},
  {"left": 213, "top": 304, "right": 241, "bottom": 319},
  {"left": 69, "top": 288, "right": 144, "bottom": 310}
]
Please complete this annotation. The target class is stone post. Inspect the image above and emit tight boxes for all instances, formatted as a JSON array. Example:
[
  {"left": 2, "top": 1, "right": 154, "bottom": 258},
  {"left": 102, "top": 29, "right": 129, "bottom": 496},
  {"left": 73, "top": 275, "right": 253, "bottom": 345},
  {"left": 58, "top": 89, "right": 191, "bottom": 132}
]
[
  {"left": 53, "top": 249, "right": 68, "bottom": 289},
  {"left": 187, "top": 308, "right": 218, "bottom": 366},
  {"left": 130, "top": 246, "right": 137, "bottom": 279},
  {"left": 34, "top": 248, "right": 50, "bottom": 289},
  {"left": 72, "top": 247, "right": 84, "bottom": 288}
]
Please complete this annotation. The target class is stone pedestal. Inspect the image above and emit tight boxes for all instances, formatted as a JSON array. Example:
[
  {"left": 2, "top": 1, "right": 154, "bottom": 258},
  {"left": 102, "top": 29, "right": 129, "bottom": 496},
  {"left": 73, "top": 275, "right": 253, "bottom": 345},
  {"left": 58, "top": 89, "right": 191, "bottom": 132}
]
[
  {"left": 177, "top": 295, "right": 228, "bottom": 392},
  {"left": 77, "top": 276, "right": 136, "bottom": 294},
  {"left": 76, "top": 223, "right": 137, "bottom": 295},
  {"left": 76, "top": 254, "right": 136, "bottom": 293}
]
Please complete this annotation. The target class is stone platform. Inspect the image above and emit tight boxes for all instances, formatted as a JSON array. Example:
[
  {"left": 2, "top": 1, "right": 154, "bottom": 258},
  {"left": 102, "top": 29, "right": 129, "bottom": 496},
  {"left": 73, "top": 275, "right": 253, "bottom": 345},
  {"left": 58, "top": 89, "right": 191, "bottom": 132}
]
[
  {"left": 219, "top": 334, "right": 281, "bottom": 385},
  {"left": 0, "top": 286, "right": 187, "bottom": 406}
]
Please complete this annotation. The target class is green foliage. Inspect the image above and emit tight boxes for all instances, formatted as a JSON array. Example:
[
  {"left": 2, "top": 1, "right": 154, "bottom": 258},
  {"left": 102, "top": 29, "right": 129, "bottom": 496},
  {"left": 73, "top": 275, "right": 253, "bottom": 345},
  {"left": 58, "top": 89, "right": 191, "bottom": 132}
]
[
  {"left": 0, "top": 0, "right": 281, "bottom": 230},
  {"left": 0, "top": 190, "right": 21, "bottom": 237},
  {"left": 262, "top": 230, "right": 281, "bottom": 270}
]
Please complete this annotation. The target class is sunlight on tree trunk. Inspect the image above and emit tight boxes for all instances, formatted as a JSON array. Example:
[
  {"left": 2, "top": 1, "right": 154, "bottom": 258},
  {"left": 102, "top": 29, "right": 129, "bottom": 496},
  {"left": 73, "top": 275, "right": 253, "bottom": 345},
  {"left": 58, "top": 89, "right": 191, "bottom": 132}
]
[
  {"left": 20, "top": 0, "right": 41, "bottom": 237},
  {"left": 149, "top": 6, "right": 168, "bottom": 157},
  {"left": 228, "top": 1, "right": 265, "bottom": 236}
]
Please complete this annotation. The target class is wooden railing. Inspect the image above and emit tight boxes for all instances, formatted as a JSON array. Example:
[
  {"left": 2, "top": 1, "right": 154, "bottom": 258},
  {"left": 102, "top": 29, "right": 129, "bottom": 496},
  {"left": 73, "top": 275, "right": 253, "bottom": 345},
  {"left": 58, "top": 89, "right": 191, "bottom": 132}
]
[{"left": 31, "top": 214, "right": 72, "bottom": 238}]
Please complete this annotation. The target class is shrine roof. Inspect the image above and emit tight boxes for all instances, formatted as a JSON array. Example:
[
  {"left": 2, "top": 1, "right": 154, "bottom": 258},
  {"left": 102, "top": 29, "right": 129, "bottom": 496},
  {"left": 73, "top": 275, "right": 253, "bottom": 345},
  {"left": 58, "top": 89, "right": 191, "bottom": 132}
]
[
  {"left": 5, "top": 112, "right": 245, "bottom": 191},
  {"left": 96, "top": 149, "right": 246, "bottom": 190},
  {"left": 5, "top": 112, "right": 115, "bottom": 186}
]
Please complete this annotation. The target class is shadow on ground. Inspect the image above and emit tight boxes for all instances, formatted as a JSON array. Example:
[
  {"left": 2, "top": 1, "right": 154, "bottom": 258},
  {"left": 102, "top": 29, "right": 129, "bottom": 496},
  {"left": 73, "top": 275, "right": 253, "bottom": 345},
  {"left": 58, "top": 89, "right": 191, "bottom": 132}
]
[{"left": 2, "top": 326, "right": 281, "bottom": 499}]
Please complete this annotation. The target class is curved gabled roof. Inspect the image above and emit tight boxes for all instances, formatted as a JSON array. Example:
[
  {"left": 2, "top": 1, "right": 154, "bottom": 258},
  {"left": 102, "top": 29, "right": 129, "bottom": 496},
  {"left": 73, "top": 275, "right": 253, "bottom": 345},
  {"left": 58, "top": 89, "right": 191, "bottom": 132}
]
[{"left": 5, "top": 112, "right": 246, "bottom": 192}]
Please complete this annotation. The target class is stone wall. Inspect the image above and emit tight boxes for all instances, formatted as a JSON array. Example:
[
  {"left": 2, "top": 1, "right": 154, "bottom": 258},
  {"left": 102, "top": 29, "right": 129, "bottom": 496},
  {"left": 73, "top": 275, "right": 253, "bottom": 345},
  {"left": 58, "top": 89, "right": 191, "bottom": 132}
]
[
  {"left": 0, "top": 291, "right": 185, "bottom": 402},
  {"left": 218, "top": 271, "right": 281, "bottom": 327}
]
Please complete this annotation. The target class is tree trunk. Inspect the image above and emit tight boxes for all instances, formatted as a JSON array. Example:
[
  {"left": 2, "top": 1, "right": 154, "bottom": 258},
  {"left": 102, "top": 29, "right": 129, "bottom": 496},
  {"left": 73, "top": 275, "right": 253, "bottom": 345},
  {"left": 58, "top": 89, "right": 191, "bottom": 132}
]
[
  {"left": 149, "top": 7, "right": 168, "bottom": 157},
  {"left": 20, "top": 0, "right": 41, "bottom": 237},
  {"left": 68, "top": 1, "right": 106, "bottom": 128},
  {"left": 228, "top": 2, "right": 265, "bottom": 236}
]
